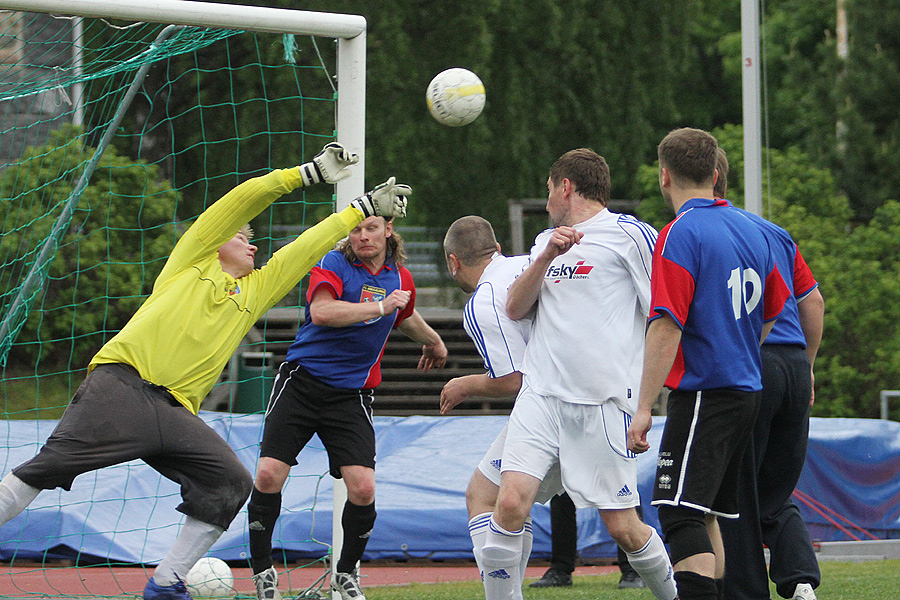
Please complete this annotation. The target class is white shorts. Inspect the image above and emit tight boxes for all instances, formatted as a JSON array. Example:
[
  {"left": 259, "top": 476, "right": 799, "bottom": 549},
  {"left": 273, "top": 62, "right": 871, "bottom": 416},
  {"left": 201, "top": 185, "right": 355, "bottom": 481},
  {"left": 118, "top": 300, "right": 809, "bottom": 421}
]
[
  {"left": 477, "top": 423, "right": 564, "bottom": 504},
  {"left": 502, "top": 384, "right": 640, "bottom": 510}
]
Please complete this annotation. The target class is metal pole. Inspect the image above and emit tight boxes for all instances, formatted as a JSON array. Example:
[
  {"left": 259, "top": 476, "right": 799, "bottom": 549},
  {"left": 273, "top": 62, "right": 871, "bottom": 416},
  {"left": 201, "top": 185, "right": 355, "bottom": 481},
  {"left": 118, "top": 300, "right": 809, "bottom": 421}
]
[
  {"left": 509, "top": 200, "right": 525, "bottom": 255},
  {"left": 72, "top": 17, "right": 84, "bottom": 127},
  {"left": 334, "top": 30, "right": 366, "bottom": 209},
  {"left": 880, "top": 390, "right": 900, "bottom": 421},
  {"left": 331, "top": 477, "right": 348, "bottom": 600},
  {"left": 741, "top": 0, "right": 763, "bottom": 216}
]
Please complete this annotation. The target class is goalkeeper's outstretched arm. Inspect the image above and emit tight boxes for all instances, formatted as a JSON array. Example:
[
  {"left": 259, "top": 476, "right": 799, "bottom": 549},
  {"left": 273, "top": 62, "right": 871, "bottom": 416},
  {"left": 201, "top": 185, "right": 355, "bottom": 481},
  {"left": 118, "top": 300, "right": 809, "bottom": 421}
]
[
  {"left": 249, "top": 175, "right": 414, "bottom": 309},
  {"left": 157, "top": 143, "right": 361, "bottom": 286}
]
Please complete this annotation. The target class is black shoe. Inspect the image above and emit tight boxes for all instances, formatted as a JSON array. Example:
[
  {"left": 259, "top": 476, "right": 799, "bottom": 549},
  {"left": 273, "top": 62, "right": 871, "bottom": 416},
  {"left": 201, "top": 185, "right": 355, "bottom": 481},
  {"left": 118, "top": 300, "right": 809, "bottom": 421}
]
[
  {"left": 618, "top": 569, "right": 646, "bottom": 589},
  {"left": 529, "top": 567, "right": 572, "bottom": 588}
]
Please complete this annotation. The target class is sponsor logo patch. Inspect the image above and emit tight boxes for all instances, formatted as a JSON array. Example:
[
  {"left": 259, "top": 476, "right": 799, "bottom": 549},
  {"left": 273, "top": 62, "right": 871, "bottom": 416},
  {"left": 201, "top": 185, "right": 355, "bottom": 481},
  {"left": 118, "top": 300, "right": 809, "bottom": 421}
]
[{"left": 546, "top": 260, "right": 594, "bottom": 283}]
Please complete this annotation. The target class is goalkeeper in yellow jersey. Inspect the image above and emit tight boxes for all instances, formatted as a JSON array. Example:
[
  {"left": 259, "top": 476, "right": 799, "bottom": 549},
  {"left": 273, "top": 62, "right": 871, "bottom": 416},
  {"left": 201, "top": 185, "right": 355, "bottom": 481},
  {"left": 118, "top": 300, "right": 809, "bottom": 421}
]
[{"left": 0, "top": 142, "right": 411, "bottom": 600}]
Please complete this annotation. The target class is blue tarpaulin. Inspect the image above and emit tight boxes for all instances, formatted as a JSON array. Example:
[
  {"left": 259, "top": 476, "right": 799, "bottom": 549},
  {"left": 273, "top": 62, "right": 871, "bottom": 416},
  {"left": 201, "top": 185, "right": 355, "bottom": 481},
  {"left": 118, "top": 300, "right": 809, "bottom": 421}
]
[{"left": 1, "top": 415, "right": 897, "bottom": 563}]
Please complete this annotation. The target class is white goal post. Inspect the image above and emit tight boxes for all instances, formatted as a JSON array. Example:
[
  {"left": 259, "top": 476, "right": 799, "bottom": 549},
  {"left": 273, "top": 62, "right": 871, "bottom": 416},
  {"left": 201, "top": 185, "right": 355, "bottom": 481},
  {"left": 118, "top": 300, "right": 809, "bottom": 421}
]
[
  {"left": 1, "top": 0, "right": 367, "bottom": 208},
  {"left": 1, "top": 0, "right": 366, "bottom": 593}
]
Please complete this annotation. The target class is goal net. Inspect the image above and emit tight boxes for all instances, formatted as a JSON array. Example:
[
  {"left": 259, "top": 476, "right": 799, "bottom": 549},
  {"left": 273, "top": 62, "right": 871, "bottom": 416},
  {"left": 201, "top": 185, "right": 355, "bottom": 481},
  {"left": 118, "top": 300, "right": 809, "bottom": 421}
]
[{"left": 0, "top": 1, "right": 365, "bottom": 597}]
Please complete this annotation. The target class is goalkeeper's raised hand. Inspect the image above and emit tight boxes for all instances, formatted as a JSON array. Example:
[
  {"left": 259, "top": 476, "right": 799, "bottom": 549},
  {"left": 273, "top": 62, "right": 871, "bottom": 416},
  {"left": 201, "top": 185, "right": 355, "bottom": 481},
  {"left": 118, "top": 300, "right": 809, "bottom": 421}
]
[
  {"left": 350, "top": 177, "right": 411, "bottom": 219},
  {"left": 299, "top": 142, "right": 359, "bottom": 186}
]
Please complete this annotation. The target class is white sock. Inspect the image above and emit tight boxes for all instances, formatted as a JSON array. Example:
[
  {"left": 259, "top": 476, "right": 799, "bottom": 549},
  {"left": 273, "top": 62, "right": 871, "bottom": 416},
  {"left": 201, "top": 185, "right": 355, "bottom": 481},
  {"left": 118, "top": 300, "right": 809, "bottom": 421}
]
[
  {"left": 481, "top": 516, "right": 523, "bottom": 600},
  {"left": 625, "top": 527, "right": 677, "bottom": 600},
  {"left": 153, "top": 517, "right": 224, "bottom": 586},
  {"left": 0, "top": 473, "right": 40, "bottom": 526},
  {"left": 468, "top": 512, "right": 492, "bottom": 582},
  {"left": 513, "top": 517, "right": 533, "bottom": 600}
]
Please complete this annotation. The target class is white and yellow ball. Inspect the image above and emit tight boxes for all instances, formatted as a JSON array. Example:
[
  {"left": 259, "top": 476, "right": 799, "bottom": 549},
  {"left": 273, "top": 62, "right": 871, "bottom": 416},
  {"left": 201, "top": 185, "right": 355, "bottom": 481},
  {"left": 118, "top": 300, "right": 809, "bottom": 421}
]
[{"left": 426, "top": 68, "right": 486, "bottom": 127}]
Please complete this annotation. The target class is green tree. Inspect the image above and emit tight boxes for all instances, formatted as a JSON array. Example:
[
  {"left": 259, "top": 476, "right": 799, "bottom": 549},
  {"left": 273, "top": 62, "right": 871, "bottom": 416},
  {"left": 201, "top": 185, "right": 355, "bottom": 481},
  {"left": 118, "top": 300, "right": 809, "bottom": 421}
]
[
  {"left": 717, "top": 0, "right": 900, "bottom": 219},
  {"left": 1, "top": 128, "right": 180, "bottom": 370},
  {"left": 813, "top": 201, "right": 900, "bottom": 418},
  {"left": 837, "top": 0, "right": 900, "bottom": 218}
]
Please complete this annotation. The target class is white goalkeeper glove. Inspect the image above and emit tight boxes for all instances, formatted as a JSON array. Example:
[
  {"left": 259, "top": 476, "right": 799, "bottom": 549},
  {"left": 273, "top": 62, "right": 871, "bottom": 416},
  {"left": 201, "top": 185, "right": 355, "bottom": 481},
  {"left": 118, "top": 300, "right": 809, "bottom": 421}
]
[
  {"left": 350, "top": 177, "right": 411, "bottom": 219},
  {"left": 299, "top": 142, "right": 359, "bottom": 186}
]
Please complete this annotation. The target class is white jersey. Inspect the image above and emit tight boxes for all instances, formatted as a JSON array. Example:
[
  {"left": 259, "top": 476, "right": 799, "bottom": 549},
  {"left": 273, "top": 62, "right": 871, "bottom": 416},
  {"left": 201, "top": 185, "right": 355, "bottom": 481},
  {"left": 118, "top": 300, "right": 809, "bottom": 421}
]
[
  {"left": 522, "top": 209, "right": 657, "bottom": 411},
  {"left": 463, "top": 253, "right": 531, "bottom": 377}
]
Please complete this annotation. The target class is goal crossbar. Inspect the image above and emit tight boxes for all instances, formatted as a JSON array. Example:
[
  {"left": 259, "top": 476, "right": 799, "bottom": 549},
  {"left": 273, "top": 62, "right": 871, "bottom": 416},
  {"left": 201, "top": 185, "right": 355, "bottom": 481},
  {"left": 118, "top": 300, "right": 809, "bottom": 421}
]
[{"left": 0, "top": 0, "right": 366, "bottom": 38}]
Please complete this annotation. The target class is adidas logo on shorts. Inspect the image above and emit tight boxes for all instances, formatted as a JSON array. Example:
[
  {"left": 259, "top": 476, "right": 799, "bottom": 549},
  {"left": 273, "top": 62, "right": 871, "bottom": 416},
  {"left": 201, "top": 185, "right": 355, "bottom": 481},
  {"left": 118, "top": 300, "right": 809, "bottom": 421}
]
[
  {"left": 490, "top": 459, "right": 502, "bottom": 471},
  {"left": 487, "top": 569, "right": 511, "bottom": 580},
  {"left": 616, "top": 485, "right": 632, "bottom": 497}
]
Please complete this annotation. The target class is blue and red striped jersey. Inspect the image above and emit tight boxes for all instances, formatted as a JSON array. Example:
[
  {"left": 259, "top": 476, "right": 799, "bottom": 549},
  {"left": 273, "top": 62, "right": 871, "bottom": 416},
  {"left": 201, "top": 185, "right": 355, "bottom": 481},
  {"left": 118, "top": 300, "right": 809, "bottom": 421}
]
[
  {"left": 731, "top": 205, "right": 818, "bottom": 347},
  {"left": 286, "top": 249, "right": 415, "bottom": 389},
  {"left": 650, "top": 198, "right": 790, "bottom": 392}
]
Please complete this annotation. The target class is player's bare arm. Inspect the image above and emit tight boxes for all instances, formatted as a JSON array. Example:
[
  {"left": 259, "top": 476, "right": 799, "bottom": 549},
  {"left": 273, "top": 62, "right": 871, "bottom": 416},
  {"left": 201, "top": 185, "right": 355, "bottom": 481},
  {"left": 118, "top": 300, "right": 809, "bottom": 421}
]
[
  {"left": 397, "top": 310, "right": 448, "bottom": 372},
  {"left": 308, "top": 287, "right": 410, "bottom": 327},
  {"left": 797, "top": 287, "right": 825, "bottom": 406},
  {"left": 627, "top": 314, "right": 682, "bottom": 454},
  {"left": 440, "top": 371, "right": 522, "bottom": 414}
]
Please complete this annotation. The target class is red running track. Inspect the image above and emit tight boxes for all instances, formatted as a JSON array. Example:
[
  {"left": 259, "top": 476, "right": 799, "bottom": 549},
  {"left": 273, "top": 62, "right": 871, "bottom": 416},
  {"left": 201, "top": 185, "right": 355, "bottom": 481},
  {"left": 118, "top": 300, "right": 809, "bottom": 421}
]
[{"left": 0, "top": 563, "right": 617, "bottom": 597}]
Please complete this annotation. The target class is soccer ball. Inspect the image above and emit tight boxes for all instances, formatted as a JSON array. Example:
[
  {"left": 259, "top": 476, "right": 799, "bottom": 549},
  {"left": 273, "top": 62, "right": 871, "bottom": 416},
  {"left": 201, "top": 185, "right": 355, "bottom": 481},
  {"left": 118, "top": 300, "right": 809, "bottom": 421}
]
[
  {"left": 426, "top": 68, "right": 486, "bottom": 127},
  {"left": 185, "top": 557, "right": 235, "bottom": 598}
]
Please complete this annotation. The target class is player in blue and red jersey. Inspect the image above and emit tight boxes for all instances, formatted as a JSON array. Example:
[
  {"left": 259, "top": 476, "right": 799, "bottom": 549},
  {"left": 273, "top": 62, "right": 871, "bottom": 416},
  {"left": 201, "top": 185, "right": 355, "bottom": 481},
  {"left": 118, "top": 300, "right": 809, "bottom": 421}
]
[
  {"left": 713, "top": 149, "right": 824, "bottom": 600},
  {"left": 626, "top": 128, "right": 791, "bottom": 600},
  {"left": 247, "top": 216, "right": 447, "bottom": 600}
]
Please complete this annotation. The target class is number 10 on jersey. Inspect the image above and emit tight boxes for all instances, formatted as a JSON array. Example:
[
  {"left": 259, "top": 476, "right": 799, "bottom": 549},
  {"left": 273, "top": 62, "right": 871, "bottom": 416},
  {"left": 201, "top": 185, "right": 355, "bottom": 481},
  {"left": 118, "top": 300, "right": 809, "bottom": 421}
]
[{"left": 727, "top": 267, "right": 762, "bottom": 319}]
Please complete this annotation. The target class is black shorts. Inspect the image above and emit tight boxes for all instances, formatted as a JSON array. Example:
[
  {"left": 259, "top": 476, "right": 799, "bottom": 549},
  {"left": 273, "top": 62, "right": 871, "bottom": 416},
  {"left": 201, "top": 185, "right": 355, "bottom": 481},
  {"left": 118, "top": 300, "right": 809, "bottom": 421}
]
[
  {"left": 13, "top": 364, "right": 252, "bottom": 529},
  {"left": 259, "top": 362, "right": 376, "bottom": 479},
  {"left": 651, "top": 387, "right": 760, "bottom": 518}
]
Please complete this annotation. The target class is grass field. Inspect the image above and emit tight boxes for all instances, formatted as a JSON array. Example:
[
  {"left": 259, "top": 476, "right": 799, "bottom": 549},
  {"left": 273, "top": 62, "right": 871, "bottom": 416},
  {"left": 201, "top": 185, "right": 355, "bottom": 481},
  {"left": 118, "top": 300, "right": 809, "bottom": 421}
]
[
  {"left": 1, "top": 367, "right": 81, "bottom": 419},
  {"left": 366, "top": 560, "right": 900, "bottom": 600}
]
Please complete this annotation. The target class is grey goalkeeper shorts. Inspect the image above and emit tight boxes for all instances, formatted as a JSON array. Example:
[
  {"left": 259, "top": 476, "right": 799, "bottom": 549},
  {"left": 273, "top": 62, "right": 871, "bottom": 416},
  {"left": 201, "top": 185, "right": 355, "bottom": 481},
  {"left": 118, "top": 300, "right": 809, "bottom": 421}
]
[{"left": 13, "top": 363, "right": 252, "bottom": 529}]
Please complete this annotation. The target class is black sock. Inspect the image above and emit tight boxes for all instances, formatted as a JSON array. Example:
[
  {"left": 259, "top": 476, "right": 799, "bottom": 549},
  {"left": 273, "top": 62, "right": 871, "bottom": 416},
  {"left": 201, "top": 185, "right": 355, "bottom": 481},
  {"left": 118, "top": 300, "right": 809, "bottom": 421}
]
[
  {"left": 248, "top": 489, "right": 282, "bottom": 574},
  {"left": 336, "top": 501, "right": 376, "bottom": 573},
  {"left": 716, "top": 577, "right": 724, "bottom": 600},
  {"left": 673, "top": 571, "right": 718, "bottom": 600}
]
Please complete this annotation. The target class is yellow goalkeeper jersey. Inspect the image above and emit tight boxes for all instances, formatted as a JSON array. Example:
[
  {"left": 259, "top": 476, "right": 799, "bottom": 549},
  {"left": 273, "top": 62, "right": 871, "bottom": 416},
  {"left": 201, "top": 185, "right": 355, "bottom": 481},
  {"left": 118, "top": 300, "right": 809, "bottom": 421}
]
[{"left": 89, "top": 167, "right": 364, "bottom": 414}]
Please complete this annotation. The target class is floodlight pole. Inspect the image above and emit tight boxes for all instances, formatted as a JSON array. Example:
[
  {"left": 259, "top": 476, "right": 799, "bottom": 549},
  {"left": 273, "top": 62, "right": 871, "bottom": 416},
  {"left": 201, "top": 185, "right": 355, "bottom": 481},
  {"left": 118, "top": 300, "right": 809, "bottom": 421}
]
[{"left": 741, "top": 0, "right": 763, "bottom": 216}]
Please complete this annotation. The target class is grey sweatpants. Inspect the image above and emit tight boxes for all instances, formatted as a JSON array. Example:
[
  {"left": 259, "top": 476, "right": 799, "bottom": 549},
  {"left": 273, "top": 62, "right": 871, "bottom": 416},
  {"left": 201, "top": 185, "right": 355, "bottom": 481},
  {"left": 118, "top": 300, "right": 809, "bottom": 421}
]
[{"left": 14, "top": 364, "right": 252, "bottom": 529}]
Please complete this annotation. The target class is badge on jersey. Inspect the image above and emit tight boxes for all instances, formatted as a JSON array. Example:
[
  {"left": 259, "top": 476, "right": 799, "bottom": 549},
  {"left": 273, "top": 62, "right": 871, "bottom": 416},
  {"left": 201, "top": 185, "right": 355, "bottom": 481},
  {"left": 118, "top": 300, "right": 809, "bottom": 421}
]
[{"left": 361, "top": 284, "right": 387, "bottom": 324}]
